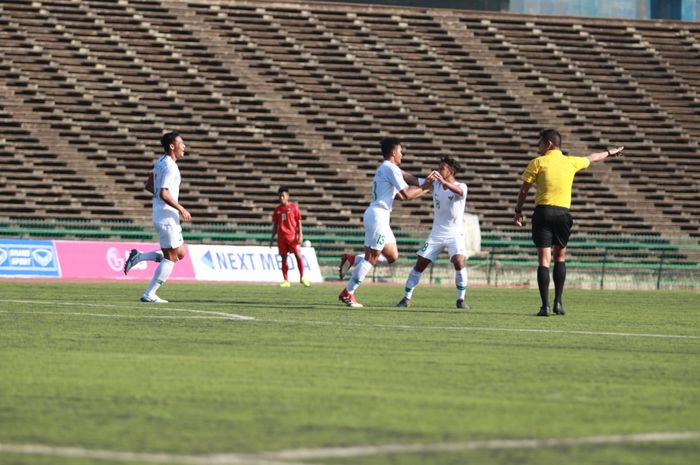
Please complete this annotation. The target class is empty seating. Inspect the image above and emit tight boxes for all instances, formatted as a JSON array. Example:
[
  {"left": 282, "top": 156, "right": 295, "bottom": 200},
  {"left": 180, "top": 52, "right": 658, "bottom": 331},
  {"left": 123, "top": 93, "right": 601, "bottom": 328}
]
[{"left": 0, "top": 0, "right": 698, "bottom": 241}]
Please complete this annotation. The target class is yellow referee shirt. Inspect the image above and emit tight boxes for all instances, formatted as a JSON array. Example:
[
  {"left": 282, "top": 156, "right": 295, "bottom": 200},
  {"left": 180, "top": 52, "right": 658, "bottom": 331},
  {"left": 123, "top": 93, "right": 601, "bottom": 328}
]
[{"left": 521, "top": 149, "right": 590, "bottom": 209}]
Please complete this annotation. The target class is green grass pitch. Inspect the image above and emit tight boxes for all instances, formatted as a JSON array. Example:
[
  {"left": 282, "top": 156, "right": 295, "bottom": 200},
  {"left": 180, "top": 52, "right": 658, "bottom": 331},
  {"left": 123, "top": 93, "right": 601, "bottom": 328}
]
[{"left": 1, "top": 281, "right": 699, "bottom": 465}]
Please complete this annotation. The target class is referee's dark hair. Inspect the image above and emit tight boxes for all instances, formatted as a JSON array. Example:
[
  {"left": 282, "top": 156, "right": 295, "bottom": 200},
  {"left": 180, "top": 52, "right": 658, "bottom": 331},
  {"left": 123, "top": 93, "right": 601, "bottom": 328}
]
[
  {"left": 440, "top": 156, "right": 461, "bottom": 175},
  {"left": 277, "top": 186, "right": 289, "bottom": 195},
  {"left": 380, "top": 137, "right": 402, "bottom": 159},
  {"left": 160, "top": 131, "right": 180, "bottom": 153},
  {"left": 539, "top": 129, "right": 562, "bottom": 148}
]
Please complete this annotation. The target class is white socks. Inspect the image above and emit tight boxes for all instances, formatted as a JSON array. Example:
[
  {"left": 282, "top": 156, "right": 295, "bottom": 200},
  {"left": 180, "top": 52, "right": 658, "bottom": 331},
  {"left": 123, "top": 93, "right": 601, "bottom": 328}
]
[
  {"left": 404, "top": 269, "right": 422, "bottom": 299},
  {"left": 131, "top": 249, "right": 164, "bottom": 267},
  {"left": 136, "top": 249, "right": 164, "bottom": 263},
  {"left": 403, "top": 268, "right": 467, "bottom": 301},
  {"left": 456, "top": 267, "right": 467, "bottom": 300},
  {"left": 144, "top": 258, "right": 175, "bottom": 297},
  {"left": 347, "top": 258, "right": 374, "bottom": 293}
]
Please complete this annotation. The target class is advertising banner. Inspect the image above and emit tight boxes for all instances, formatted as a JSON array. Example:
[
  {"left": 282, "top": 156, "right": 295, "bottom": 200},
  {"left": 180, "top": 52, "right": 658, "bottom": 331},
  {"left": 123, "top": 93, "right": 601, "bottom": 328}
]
[
  {"left": 0, "top": 239, "right": 61, "bottom": 277},
  {"left": 188, "top": 245, "right": 323, "bottom": 283},
  {"left": 0, "top": 239, "right": 322, "bottom": 283},
  {"left": 54, "top": 240, "right": 196, "bottom": 280}
]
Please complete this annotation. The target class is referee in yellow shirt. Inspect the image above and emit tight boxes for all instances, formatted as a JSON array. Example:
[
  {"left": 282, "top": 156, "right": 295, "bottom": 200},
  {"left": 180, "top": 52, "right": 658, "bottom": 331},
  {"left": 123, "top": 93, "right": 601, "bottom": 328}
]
[{"left": 514, "top": 129, "right": 624, "bottom": 316}]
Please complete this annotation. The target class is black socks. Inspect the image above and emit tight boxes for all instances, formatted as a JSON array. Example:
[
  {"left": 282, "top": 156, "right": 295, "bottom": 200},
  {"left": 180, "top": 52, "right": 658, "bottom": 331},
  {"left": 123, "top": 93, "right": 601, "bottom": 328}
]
[
  {"left": 553, "top": 261, "right": 566, "bottom": 305},
  {"left": 537, "top": 265, "right": 550, "bottom": 308}
]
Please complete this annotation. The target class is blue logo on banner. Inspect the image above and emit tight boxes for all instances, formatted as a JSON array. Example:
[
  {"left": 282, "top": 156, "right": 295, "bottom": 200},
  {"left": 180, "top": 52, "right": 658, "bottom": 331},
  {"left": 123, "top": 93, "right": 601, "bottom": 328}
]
[
  {"left": 201, "top": 250, "right": 215, "bottom": 270},
  {"left": 0, "top": 239, "right": 60, "bottom": 277}
]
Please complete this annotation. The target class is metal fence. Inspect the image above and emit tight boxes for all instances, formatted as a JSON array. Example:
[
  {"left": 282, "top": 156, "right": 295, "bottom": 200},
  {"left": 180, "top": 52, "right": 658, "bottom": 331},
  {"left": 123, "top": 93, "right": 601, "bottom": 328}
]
[{"left": 1, "top": 219, "right": 699, "bottom": 290}]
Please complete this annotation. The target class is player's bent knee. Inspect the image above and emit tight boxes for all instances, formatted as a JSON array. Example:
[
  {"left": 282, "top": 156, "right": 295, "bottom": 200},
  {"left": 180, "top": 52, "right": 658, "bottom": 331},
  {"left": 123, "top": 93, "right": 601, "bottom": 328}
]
[
  {"left": 162, "top": 247, "right": 182, "bottom": 262},
  {"left": 365, "top": 248, "right": 382, "bottom": 264},
  {"left": 381, "top": 250, "right": 399, "bottom": 264}
]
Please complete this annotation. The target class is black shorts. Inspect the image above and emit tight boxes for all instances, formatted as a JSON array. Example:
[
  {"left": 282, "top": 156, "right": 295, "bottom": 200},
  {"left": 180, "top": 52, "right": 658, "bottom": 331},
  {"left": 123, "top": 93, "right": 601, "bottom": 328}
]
[{"left": 531, "top": 205, "right": 573, "bottom": 248}]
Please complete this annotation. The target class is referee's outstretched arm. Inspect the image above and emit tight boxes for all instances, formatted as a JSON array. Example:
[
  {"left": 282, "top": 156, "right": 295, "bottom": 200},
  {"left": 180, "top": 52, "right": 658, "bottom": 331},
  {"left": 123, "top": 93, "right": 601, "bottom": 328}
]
[{"left": 587, "top": 146, "right": 625, "bottom": 163}]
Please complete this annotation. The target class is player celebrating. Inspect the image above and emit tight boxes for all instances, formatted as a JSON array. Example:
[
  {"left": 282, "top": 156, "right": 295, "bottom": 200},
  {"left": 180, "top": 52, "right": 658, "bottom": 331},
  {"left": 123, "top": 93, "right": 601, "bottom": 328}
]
[
  {"left": 124, "top": 131, "right": 191, "bottom": 303},
  {"left": 338, "top": 137, "right": 434, "bottom": 308},
  {"left": 397, "top": 156, "right": 470, "bottom": 309},
  {"left": 270, "top": 186, "right": 310, "bottom": 288}
]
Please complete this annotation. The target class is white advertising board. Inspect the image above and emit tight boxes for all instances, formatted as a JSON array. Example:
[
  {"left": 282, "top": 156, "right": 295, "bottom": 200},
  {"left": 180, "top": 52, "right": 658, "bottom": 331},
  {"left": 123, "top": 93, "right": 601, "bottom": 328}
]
[{"left": 188, "top": 245, "right": 324, "bottom": 283}]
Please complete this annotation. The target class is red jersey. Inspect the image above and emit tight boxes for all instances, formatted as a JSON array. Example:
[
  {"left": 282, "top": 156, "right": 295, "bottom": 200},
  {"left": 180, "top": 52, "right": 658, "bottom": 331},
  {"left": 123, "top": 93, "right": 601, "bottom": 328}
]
[{"left": 272, "top": 202, "right": 301, "bottom": 241}]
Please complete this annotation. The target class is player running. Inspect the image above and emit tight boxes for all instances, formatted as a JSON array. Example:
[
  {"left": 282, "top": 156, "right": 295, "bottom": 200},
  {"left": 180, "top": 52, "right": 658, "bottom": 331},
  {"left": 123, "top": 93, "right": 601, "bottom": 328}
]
[{"left": 123, "top": 131, "right": 191, "bottom": 303}]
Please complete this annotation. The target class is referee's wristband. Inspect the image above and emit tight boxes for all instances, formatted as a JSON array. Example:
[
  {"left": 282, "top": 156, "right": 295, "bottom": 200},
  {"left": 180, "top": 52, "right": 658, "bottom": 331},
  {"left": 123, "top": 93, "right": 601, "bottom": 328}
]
[{"left": 606, "top": 149, "right": 611, "bottom": 156}]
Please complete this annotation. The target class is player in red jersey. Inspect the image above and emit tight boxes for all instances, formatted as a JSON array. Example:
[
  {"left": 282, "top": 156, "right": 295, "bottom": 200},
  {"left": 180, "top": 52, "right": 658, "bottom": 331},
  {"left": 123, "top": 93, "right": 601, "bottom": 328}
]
[{"left": 270, "top": 187, "right": 310, "bottom": 287}]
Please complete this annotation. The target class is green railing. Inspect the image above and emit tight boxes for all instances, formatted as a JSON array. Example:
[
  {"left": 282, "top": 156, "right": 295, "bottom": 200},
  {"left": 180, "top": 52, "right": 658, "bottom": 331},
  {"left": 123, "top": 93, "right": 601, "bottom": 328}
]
[{"left": 1, "top": 218, "right": 699, "bottom": 289}]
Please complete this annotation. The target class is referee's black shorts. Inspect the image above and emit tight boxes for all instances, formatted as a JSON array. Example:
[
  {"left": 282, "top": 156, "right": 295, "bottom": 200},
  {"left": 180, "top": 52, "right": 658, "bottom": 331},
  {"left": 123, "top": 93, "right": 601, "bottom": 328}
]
[{"left": 531, "top": 205, "right": 573, "bottom": 248}]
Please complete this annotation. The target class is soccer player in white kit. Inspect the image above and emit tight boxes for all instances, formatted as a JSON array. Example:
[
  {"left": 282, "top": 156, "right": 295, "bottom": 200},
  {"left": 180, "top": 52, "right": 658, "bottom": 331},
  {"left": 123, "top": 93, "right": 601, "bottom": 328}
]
[
  {"left": 397, "top": 156, "right": 470, "bottom": 309},
  {"left": 123, "top": 132, "right": 191, "bottom": 303},
  {"left": 338, "top": 137, "right": 434, "bottom": 308}
]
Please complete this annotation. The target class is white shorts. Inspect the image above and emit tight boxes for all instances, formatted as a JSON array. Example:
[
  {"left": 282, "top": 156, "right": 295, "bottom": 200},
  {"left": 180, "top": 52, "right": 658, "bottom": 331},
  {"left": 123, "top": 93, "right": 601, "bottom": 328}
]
[
  {"left": 363, "top": 207, "right": 395, "bottom": 251},
  {"left": 154, "top": 222, "right": 184, "bottom": 249},
  {"left": 416, "top": 234, "right": 466, "bottom": 262}
]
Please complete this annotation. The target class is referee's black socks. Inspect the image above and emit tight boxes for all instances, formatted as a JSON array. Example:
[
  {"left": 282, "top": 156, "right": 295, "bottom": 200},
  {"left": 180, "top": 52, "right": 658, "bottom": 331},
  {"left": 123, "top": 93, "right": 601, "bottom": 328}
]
[
  {"left": 553, "top": 261, "right": 566, "bottom": 304},
  {"left": 537, "top": 265, "right": 550, "bottom": 308}
]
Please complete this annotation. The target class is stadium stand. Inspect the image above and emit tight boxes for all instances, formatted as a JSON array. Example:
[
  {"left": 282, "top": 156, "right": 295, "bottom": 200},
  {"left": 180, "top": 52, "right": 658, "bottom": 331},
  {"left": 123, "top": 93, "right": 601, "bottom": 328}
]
[{"left": 0, "top": 0, "right": 698, "bottom": 252}]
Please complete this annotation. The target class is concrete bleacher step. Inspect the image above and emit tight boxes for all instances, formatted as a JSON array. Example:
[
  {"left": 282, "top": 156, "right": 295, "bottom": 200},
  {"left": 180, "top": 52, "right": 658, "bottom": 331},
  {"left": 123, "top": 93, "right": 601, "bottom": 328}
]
[{"left": 1, "top": 0, "right": 698, "bottom": 238}]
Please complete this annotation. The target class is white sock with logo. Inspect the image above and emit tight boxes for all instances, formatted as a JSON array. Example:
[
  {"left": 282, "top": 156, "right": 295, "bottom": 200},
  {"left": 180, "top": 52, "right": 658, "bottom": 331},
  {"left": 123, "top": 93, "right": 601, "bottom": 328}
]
[
  {"left": 347, "top": 259, "right": 373, "bottom": 293},
  {"left": 456, "top": 268, "right": 467, "bottom": 300},
  {"left": 404, "top": 269, "right": 422, "bottom": 299},
  {"left": 145, "top": 258, "right": 175, "bottom": 297}
]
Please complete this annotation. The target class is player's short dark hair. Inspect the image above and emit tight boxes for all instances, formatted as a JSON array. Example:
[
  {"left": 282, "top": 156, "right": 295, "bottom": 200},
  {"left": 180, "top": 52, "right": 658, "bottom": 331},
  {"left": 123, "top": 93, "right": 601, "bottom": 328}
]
[
  {"left": 277, "top": 186, "right": 289, "bottom": 195},
  {"left": 380, "top": 137, "right": 401, "bottom": 159},
  {"left": 440, "top": 156, "right": 461, "bottom": 174},
  {"left": 539, "top": 129, "right": 561, "bottom": 148},
  {"left": 160, "top": 131, "right": 180, "bottom": 153}
]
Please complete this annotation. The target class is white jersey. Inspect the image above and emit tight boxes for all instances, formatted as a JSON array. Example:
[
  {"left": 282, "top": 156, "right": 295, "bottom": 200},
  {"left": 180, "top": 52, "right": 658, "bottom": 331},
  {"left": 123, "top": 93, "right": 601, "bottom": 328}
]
[
  {"left": 152, "top": 154, "right": 181, "bottom": 225},
  {"left": 368, "top": 160, "right": 409, "bottom": 211},
  {"left": 429, "top": 180, "right": 467, "bottom": 239}
]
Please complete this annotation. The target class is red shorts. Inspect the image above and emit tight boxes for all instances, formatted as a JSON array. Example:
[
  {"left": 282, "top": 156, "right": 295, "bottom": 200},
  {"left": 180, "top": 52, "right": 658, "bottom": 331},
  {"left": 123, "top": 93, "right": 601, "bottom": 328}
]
[{"left": 277, "top": 237, "right": 300, "bottom": 255}]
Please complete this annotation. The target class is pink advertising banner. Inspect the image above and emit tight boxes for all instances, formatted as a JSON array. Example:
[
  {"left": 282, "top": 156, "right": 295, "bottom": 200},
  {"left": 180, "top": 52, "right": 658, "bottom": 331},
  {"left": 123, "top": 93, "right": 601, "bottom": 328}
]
[{"left": 54, "top": 240, "right": 196, "bottom": 280}]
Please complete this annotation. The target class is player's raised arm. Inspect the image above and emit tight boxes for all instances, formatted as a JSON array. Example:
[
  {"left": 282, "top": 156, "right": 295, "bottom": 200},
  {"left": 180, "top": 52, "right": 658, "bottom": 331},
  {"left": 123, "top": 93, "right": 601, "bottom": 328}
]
[
  {"left": 401, "top": 170, "right": 422, "bottom": 186},
  {"left": 433, "top": 171, "right": 465, "bottom": 197},
  {"left": 396, "top": 171, "right": 437, "bottom": 200},
  {"left": 396, "top": 185, "right": 428, "bottom": 201}
]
